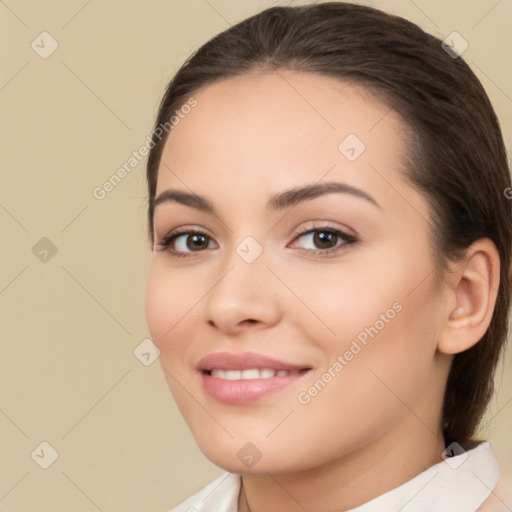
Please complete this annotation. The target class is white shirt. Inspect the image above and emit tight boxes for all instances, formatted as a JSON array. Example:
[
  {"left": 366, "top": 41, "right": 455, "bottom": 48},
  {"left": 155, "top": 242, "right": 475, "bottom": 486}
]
[{"left": 170, "top": 441, "right": 500, "bottom": 512}]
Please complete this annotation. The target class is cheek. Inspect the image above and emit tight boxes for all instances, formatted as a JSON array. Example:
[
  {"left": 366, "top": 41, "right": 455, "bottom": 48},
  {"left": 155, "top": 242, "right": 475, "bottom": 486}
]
[
  {"left": 144, "top": 262, "right": 198, "bottom": 351},
  {"left": 288, "top": 244, "right": 441, "bottom": 388},
  {"left": 145, "top": 264, "right": 200, "bottom": 410},
  {"left": 144, "top": 268, "right": 171, "bottom": 345},
  {"left": 278, "top": 299, "right": 440, "bottom": 470},
  {"left": 277, "top": 255, "right": 403, "bottom": 344}
]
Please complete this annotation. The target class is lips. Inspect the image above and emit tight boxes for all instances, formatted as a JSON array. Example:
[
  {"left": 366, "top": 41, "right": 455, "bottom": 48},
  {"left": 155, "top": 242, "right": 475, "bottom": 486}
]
[
  {"left": 197, "top": 351, "right": 310, "bottom": 372},
  {"left": 197, "top": 352, "right": 312, "bottom": 405}
]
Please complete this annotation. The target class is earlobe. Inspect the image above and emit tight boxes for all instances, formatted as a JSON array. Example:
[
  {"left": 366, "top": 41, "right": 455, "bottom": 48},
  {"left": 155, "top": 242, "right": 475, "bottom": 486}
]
[{"left": 437, "top": 238, "right": 500, "bottom": 355}]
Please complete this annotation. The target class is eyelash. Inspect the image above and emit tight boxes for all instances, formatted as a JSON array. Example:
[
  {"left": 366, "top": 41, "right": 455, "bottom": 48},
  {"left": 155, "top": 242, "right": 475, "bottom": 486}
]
[
  {"left": 156, "top": 227, "right": 214, "bottom": 258},
  {"left": 155, "top": 224, "right": 357, "bottom": 258}
]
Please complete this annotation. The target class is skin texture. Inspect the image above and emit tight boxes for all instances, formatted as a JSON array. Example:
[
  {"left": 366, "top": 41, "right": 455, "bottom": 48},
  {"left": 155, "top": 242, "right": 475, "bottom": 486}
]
[{"left": 145, "top": 71, "right": 500, "bottom": 511}]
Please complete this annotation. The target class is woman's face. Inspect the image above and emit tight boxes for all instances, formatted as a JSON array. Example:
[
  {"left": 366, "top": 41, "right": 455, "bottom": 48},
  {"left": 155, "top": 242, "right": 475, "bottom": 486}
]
[{"left": 145, "top": 71, "right": 451, "bottom": 474}]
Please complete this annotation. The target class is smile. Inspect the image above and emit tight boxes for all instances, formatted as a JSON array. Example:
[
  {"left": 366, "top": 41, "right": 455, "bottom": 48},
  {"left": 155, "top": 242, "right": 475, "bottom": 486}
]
[
  {"left": 209, "top": 368, "right": 302, "bottom": 380},
  {"left": 197, "top": 352, "right": 312, "bottom": 405}
]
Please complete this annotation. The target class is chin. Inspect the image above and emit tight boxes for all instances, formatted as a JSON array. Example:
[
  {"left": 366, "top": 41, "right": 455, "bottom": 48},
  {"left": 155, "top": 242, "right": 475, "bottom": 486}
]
[
  {"left": 193, "top": 435, "right": 318, "bottom": 475},
  {"left": 203, "top": 451, "right": 289, "bottom": 474}
]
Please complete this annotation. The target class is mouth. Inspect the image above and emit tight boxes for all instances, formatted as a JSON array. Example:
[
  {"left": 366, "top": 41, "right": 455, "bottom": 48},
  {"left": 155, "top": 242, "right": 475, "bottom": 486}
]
[
  {"left": 197, "top": 352, "right": 312, "bottom": 405},
  {"left": 205, "top": 368, "right": 309, "bottom": 380}
]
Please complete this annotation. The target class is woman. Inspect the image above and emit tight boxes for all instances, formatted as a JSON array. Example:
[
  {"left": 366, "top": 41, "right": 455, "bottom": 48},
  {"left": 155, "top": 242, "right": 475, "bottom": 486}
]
[{"left": 144, "top": 2, "right": 512, "bottom": 511}]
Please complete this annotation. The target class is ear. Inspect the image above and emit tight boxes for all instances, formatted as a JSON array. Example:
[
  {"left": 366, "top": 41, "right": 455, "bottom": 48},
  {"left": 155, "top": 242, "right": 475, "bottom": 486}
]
[{"left": 437, "top": 238, "right": 500, "bottom": 355}]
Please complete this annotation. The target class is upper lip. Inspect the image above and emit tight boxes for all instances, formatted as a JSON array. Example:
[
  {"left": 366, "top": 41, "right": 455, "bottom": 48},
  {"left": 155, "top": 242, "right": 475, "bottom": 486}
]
[{"left": 197, "top": 352, "right": 311, "bottom": 372}]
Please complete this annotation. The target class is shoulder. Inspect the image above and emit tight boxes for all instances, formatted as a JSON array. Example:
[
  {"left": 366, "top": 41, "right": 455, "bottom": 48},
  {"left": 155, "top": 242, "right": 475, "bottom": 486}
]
[
  {"left": 169, "top": 472, "right": 241, "bottom": 512},
  {"left": 478, "top": 471, "right": 512, "bottom": 512}
]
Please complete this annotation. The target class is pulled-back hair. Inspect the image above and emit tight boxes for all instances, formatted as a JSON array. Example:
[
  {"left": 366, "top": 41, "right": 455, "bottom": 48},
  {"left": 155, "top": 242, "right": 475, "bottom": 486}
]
[{"left": 146, "top": 2, "right": 512, "bottom": 443}]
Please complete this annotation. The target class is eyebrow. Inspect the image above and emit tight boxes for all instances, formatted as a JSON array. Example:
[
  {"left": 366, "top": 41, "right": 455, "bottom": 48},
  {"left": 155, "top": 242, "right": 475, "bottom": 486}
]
[{"left": 151, "top": 181, "right": 380, "bottom": 216}]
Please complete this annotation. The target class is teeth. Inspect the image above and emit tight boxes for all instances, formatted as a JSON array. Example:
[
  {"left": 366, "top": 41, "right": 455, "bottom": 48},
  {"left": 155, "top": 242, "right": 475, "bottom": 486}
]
[
  {"left": 241, "top": 369, "right": 260, "bottom": 379},
  {"left": 209, "top": 368, "right": 299, "bottom": 380}
]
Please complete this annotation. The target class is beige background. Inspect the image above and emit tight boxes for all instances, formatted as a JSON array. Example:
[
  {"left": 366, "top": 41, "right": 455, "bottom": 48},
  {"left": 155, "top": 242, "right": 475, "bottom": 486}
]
[{"left": 0, "top": 0, "right": 511, "bottom": 510}]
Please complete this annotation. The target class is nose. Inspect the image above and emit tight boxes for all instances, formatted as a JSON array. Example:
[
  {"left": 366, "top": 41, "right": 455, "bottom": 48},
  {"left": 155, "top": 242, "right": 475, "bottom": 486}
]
[{"left": 202, "top": 247, "right": 283, "bottom": 335}]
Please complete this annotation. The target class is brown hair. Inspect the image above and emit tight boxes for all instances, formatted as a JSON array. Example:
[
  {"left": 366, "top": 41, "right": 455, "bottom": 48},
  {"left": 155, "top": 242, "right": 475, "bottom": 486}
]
[{"left": 145, "top": 2, "right": 512, "bottom": 444}]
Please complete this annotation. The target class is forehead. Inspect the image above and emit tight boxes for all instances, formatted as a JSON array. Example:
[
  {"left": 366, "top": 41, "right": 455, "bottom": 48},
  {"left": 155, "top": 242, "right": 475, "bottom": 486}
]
[{"left": 156, "top": 71, "right": 411, "bottom": 205}]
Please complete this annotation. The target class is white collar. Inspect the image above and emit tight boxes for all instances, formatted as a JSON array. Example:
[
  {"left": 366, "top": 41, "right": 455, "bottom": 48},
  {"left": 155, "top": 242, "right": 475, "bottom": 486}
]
[{"left": 171, "top": 440, "right": 500, "bottom": 512}]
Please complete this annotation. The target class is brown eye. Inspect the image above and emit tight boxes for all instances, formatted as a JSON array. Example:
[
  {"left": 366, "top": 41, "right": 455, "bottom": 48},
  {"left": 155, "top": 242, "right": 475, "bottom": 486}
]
[
  {"left": 293, "top": 228, "right": 355, "bottom": 253},
  {"left": 184, "top": 233, "right": 210, "bottom": 251},
  {"left": 156, "top": 229, "right": 217, "bottom": 255},
  {"left": 312, "top": 231, "right": 339, "bottom": 249}
]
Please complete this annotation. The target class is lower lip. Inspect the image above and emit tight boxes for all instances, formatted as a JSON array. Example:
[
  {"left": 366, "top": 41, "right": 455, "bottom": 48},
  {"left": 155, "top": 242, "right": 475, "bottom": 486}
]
[{"left": 201, "top": 371, "right": 310, "bottom": 405}]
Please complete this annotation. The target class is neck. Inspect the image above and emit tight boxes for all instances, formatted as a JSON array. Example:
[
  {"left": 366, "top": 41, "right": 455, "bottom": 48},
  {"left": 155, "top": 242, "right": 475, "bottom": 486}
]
[{"left": 238, "top": 423, "right": 445, "bottom": 512}]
